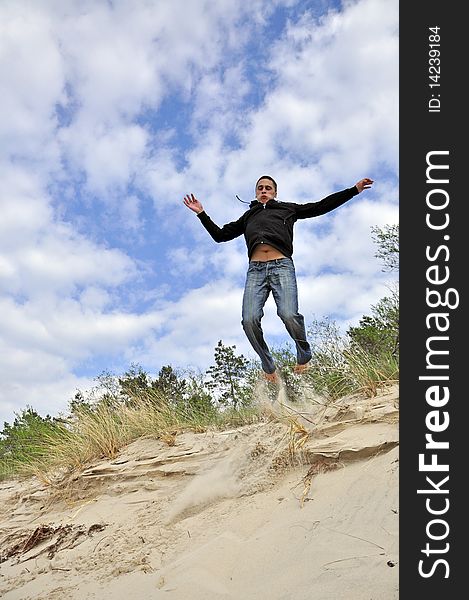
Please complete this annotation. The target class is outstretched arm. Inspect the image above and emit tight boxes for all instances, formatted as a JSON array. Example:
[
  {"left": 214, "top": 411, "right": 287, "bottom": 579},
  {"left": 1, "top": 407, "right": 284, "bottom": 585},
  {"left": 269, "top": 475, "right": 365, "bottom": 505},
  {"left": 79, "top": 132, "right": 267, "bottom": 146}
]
[
  {"left": 295, "top": 177, "right": 374, "bottom": 220},
  {"left": 183, "top": 192, "right": 245, "bottom": 242},
  {"left": 183, "top": 193, "right": 204, "bottom": 214}
]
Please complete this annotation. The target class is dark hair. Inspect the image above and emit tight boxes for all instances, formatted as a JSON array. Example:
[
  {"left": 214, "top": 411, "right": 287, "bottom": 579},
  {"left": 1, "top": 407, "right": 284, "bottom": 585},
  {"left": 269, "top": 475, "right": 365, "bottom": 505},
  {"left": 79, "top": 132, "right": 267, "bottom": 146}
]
[{"left": 256, "top": 175, "right": 277, "bottom": 192}]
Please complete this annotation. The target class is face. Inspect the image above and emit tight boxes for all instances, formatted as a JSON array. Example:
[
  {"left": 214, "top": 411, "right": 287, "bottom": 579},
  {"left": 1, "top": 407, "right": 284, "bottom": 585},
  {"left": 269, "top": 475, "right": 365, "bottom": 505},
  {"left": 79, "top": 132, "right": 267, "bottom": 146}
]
[{"left": 255, "top": 178, "right": 277, "bottom": 203}]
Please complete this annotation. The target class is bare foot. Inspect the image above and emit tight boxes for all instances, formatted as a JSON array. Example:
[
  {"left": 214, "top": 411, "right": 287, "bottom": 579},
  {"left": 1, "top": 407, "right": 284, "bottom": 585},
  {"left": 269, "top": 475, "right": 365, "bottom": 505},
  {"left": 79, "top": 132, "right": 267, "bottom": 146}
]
[
  {"left": 264, "top": 371, "right": 280, "bottom": 384},
  {"left": 293, "top": 361, "right": 311, "bottom": 374}
]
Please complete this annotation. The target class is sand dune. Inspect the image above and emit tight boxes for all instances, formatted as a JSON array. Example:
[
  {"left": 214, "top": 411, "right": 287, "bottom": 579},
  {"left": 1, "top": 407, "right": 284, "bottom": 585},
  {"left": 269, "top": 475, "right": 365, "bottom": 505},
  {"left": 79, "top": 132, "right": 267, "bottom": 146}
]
[{"left": 0, "top": 384, "right": 399, "bottom": 599}]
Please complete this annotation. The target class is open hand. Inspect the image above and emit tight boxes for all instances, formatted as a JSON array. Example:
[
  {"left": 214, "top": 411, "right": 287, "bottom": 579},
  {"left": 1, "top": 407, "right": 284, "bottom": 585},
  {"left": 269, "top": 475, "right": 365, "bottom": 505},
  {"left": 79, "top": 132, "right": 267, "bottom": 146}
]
[{"left": 183, "top": 193, "right": 204, "bottom": 214}]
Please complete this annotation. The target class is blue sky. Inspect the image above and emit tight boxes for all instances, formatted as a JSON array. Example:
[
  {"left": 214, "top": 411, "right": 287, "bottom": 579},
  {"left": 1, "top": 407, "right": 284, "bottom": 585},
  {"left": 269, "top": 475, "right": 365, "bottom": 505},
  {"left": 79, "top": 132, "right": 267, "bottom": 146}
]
[{"left": 0, "top": 0, "right": 398, "bottom": 426}]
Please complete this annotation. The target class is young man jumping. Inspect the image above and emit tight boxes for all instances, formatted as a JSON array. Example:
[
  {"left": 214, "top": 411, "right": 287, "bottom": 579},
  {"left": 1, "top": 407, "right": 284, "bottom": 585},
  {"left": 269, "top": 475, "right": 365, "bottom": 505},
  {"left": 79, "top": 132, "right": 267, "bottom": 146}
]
[{"left": 184, "top": 175, "right": 373, "bottom": 383}]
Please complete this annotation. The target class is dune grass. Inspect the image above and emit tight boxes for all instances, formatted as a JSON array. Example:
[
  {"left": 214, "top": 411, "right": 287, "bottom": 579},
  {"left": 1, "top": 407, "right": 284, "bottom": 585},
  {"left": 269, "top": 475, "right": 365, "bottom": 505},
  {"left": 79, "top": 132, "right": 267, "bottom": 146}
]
[
  {"left": 0, "top": 340, "right": 398, "bottom": 483},
  {"left": 0, "top": 389, "right": 263, "bottom": 483},
  {"left": 303, "top": 346, "right": 398, "bottom": 401}
]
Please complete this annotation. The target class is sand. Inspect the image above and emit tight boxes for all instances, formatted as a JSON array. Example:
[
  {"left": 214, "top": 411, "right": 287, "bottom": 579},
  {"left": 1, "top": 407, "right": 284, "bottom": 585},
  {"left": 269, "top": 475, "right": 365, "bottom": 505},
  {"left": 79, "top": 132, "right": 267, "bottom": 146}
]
[{"left": 0, "top": 383, "right": 399, "bottom": 599}]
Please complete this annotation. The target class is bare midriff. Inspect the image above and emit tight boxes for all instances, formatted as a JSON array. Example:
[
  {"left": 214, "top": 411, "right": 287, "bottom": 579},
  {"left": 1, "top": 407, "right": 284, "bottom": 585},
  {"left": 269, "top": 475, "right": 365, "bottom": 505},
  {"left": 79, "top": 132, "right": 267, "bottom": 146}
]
[{"left": 250, "top": 243, "right": 286, "bottom": 262}]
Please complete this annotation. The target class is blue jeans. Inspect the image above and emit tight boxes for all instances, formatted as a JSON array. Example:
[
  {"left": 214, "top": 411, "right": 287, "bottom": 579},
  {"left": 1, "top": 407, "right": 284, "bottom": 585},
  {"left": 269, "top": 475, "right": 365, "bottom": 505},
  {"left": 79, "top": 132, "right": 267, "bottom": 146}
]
[{"left": 241, "top": 257, "right": 312, "bottom": 374}]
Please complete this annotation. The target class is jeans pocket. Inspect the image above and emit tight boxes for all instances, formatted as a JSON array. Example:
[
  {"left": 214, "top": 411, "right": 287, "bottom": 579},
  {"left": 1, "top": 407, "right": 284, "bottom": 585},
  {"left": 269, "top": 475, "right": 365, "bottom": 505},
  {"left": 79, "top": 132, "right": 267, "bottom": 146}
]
[{"left": 276, "top": 258, "right": 295, "bottom": 273}]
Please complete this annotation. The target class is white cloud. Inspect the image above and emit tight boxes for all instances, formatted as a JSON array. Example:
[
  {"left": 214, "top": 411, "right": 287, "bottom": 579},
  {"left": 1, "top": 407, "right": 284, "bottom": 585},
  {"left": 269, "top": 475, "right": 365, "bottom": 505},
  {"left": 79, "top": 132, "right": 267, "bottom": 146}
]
[
  {"left": 241, "top": 0, "right": 397, "bottom": 189},
  {"left": 0, "top": 168, "right": 53, "bottom": 247},
  {"left": 60, "top": 123, "right": 149, "bottom": 195},
  {"left": 133, "top": 280, "right": 246, "bottom": 368},
  {"left": 1, "top": 194, "right": 136, "bottom": 297},
  {"left": 0, "top": 342, "right": 94, "bottom": 424},
  {"left": 0, "top": 3, "right": 64, "bottom": 160},
  {"left": 0, "top": 162, "right": 156, "bottom": 426},
  {"left": 293, "top": 195, "right": 398, "bottom": 278},
  {"left": 298, "top": 271, "right": 392, "bottom": 318}
]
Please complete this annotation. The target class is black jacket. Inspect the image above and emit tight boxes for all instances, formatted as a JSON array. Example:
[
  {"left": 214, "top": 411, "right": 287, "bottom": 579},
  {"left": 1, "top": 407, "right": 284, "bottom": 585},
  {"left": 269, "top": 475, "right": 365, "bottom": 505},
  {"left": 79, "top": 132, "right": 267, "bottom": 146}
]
[{"left": 197, "top": 186, "right": 359, "bottom": 259}]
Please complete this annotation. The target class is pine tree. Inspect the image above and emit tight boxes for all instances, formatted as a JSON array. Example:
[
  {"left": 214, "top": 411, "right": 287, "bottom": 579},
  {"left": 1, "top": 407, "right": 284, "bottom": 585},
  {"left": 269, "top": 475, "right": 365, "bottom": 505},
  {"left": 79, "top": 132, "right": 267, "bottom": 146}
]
[{"left": 205, "top": 340, "right": 250, "bottom": 408}]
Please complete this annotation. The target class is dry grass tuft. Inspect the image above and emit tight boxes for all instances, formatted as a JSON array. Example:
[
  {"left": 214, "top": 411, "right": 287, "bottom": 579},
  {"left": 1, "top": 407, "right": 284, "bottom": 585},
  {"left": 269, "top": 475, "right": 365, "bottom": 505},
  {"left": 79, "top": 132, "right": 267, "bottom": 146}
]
[{"left": 299, "top": 458, "right": 341, "bottom": 507}]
